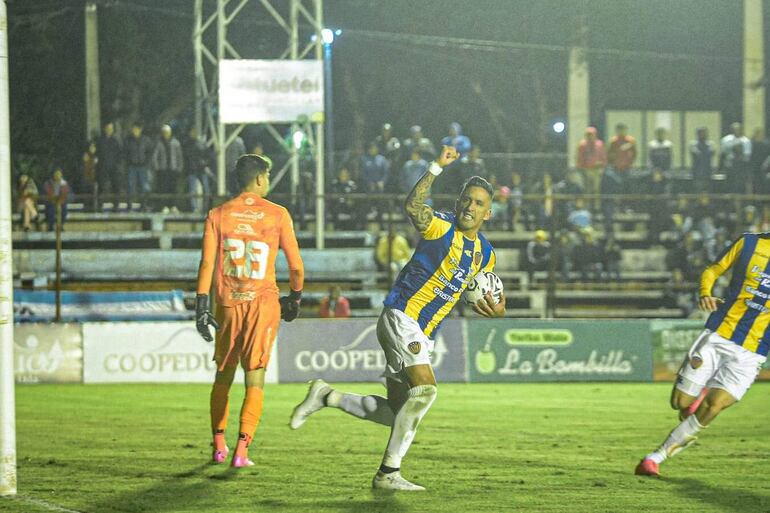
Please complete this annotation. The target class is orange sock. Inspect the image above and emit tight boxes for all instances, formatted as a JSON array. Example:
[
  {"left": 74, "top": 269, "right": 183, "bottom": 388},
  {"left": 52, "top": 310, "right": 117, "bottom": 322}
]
[
  {"left": 210, "top": 383, "right": 230, "bottom": 450},
  {"left": 235, "top": 387, "right": 264, "bottom": 458}
]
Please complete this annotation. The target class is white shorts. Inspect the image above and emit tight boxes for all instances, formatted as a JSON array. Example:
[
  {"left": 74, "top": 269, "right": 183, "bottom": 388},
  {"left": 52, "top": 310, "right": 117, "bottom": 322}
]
[
  {"left": 676, "top": 329, "right": 766, "bottom": 401},
  {"left": 377, "top": 308, "right": 434, "bottom": 383}
]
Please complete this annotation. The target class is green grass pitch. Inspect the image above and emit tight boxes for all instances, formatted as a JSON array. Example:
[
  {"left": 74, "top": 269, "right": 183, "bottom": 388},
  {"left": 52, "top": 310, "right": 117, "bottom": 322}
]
[{"left": 2, "top": 382, "right": 770, "bottom": 513}]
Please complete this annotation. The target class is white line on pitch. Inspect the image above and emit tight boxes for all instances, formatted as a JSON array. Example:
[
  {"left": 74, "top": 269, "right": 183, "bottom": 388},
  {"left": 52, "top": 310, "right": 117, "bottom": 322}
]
[{"left": 0, "top": 495, "right": 85, "bottom": 513}]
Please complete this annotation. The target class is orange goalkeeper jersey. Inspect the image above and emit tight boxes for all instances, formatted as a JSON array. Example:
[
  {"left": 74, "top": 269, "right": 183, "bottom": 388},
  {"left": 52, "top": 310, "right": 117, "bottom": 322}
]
[{"left": 196, "top": 192, "right": 304, "bottom": 306}]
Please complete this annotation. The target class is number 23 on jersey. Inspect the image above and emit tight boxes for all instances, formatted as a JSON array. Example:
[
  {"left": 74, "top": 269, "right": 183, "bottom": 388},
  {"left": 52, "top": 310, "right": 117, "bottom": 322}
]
[{"left": 223, "top": 237, "right": 270, "bottom": 280}]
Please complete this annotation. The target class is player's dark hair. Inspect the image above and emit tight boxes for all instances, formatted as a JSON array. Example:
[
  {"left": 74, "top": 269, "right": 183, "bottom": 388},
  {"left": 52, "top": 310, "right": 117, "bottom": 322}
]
[
  {"left": 236, "top": 154, "right": 273, "bottom": 189},
  {"left": 459, "top": 175, "right": 494, "bottom": 200}
]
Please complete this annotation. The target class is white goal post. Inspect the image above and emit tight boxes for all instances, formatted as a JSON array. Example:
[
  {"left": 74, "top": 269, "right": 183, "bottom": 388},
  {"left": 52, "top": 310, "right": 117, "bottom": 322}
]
[{"left": 0, "top": 0, "right": 17, "bottom": 497}]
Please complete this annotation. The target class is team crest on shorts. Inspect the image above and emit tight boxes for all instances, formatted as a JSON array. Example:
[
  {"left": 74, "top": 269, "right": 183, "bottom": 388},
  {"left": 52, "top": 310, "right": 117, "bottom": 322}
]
[
  {"left": 474, "top": 251, "right": 482, "bottom": 266},
  {"left": 408, "top": 341, "right": 422, "bottom": 354}
]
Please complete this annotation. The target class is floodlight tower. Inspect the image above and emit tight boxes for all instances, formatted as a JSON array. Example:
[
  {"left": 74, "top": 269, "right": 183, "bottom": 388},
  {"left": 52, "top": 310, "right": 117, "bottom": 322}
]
[{"left": 193, "top": 0, "right": 328, "bottom": 248}]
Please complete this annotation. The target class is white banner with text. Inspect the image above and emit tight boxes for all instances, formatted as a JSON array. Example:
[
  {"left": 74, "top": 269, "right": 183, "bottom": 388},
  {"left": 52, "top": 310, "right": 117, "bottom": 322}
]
[{"left": 219, "top": 59, "right": 324, "bottom": 123}]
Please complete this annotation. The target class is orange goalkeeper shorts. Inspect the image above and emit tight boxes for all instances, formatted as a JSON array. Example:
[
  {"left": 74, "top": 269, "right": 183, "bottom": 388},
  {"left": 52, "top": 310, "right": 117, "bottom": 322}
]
[{"left": 214, "top": 294, "right": 281, "bottom": 372}]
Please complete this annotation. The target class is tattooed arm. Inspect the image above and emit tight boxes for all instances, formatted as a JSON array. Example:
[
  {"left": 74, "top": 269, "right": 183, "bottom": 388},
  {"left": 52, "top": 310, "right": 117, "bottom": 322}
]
[{"left": 404, "top": 145, "right": 459, "bottom": 232}]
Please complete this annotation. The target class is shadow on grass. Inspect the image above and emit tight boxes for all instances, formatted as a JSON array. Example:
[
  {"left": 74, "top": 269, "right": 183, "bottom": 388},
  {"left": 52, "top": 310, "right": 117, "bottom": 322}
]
[
  {"left": 84, "top": 461, "right": 413, "bottom": 513},
  {"left": 86, "top": 462, "right": 222, "bottom": 513},
  {"left": 668, "top": 477, "right": 770, "bottom": 513}
]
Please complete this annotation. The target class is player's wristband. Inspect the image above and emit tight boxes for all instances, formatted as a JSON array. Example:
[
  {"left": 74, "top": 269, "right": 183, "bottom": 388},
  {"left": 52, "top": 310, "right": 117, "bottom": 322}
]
[
  {"left": 428, "top": 161, "right": 443, "bottom": 176},
  {"left": 195, "top": 293, "right": 209, "bottom": 312},
  {"left": 288, "top": 289, "right": 302, "bottom": 302}
]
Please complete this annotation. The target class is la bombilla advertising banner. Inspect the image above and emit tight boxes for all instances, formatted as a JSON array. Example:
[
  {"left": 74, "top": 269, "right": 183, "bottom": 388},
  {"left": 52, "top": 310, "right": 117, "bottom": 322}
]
[
  {"left": 468, "top": 320, "right": 653, "bottom": 382},
  {"left": 276, "top": 319, "right": 466, "bottom": 383}
]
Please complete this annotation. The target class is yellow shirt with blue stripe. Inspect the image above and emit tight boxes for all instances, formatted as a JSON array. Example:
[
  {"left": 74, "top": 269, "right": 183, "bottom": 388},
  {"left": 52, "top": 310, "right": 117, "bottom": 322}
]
[
  {"left": 384, "top": 211, "right": 496, "bottom": 338},
  {"left": 701, "top": 232, "right": 770, "bottom": 357}
]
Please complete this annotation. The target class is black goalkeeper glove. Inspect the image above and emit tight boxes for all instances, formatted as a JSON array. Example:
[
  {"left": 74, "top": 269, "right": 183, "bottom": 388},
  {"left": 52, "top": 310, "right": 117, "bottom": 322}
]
[
  {"left": 195, "top": 293, "right": 219, "bottom": 342},
  {"left": 279, "top": 289, "right": 302, "bottom": 322}
]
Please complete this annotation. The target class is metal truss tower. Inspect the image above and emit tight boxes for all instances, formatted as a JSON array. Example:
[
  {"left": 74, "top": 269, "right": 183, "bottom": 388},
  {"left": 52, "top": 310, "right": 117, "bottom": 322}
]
[{"left": 193, "top": 0, "right": 327, "bottom": 248}]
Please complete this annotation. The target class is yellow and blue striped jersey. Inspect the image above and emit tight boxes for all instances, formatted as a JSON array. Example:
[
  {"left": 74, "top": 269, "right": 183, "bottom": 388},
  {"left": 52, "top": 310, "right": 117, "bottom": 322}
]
[
  {"left": 384, "top": 211, "right": 496, "bottom": 337},
  {"left": 702, "top": 232, "right": 770, "bottom": 356}
]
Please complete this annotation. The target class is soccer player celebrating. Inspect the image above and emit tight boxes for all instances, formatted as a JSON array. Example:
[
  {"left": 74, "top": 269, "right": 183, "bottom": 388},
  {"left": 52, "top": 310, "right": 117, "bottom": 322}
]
[
  {"left": 195, "top": 154, "right": 304, "bottom": 468},
  {"left": 290, "top": 145, "right": 505, "bottom": 491},
  {"left": 636, "top": 232, "right": 769, "bottom": 476}
]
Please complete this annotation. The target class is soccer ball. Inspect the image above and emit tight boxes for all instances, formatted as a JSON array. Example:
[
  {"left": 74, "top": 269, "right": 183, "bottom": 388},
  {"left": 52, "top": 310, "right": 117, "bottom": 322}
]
[{"left": 462, "top": 271, "right": 504, "bottom": 306}]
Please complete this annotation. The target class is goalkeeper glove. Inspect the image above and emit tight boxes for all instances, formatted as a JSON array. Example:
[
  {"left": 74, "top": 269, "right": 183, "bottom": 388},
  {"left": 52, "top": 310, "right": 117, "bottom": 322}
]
[
  {"left": 279, "top": 289, "right": 302, "bottom": 322},
  {"left": 195, "top": 293, "right": 219, "bottom": 342}
]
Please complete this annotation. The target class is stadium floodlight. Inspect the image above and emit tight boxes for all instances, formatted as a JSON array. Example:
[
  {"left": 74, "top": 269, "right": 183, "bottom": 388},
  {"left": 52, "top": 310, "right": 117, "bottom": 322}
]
[
  {"left": 552, "top": 121, "right": 566, "bottom": 134},
  {"left": 292, "top": 130, "right": 305, "bottom": 150},
  {"left": 0, "top": 0, "right": 17, "bottom": 497},
  {"left": 310, "top": 28, "right": 341, "bottom": 45},
  {"left": 321, "top": 28, "right": 334, "bottom": 45}
]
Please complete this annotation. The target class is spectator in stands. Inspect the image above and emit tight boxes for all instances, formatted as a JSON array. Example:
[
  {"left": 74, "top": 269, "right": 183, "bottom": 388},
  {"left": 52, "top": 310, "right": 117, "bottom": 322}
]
[
  {"left": 124, "top": 121, "right": 153, "bottom": 211},
  {"left": 720, "top": 122, "right": 751, "bottom": 193},
  {"left": 530, "top": 171, "right": 554, "bottom": 230},
  {"left": 182, "top": 126, "right": 214, "bottom": 213},
  {"left": 689, "top": 126, "right": 715, "bottom": 193},
  {"left": 95, "top": 121, "right": 123, "bottom": 206},
  {"left": 16, "top": 174, "right": 38, "bottom": 232},
  {"left": 441, "top": 122, "right": 472, "bottom": 158},
  {"left": 360, "top": 141, "right": 389, "bottom": 194},
  {"left": 648, "top": 127, "right": 673, "bottom": 172},
  {"left": 152, "top": 124, "right": 184, "bottom": 213},
  {"left": 760, "top": 205, "right": 770, "bottom": 232},
  {"left": 402, "top": 125, "right": 436, "bottom": 162},
  {"left": 742, "top": 204, "right": 759, "bottom": 232},
  {"left": 401, "top": 148, "right": 429, "bottom": 195},
  {"left": 668, "top": 197, "right": 694, "bottom": 240},
  {"left": 507, "top": 171, "right": 527, "bottom": 231},
  {"left": 319, "top": 285, "right": 351, "bottom": 319},
  {"left": 750, "top": 128, "right": 770, "bottom": 193},
  {"left": 554, "top": 169, "right": 584, "bottom": 228},
  {"left": 603, "top": 236, "right": 622, "bottom": 280},
  {"left": 375, "top": 231, "right": 412, "bottom": 275},
  {"left": 487, "top": 175, "right": 510, "bottom": 230},
  {"left": 567, "top": 197, "right": 592, "bottom": 232},
  {"left": 666, "top": 231, "right": 702, "bottom": 282},
  {"left": 373, "top": 123, "right": 401, "bottom": 168},
  {"left": 576, "top": 126, "right": 606, "bottom": 211},
  {"left": 557, "top": 231, "right": 575, "bottom": 277},
  {"left": 572, "top": 228, "right": 603, "bottom": 281},
  {"left": 43, "top": 166, "right": 71, "bottom": 232},
  {"left": 705, "top": 229, "right": 731, "bottom": 263},
  {"left": 525, "top": 229, "right": 550, "bottom": 280},
  {"left": 694, "top": 196, "right": 717, "bottom": 243},
  {"left": 663, "top": 269, "right": 698, "bottom": 318},
  {"left": 329, "top": 166, "right": 360, "bottom": 229},
  {"left": 607, "top": 122, "right": 637, "bottom": 193},
  {"left": 81, "top": 140, "right": 98, "bottom": 196},
  {"left": 294, "top": 170, "right": 315, "bottom": 231},
  {"left": 460, "top": 145, "right": 487, "bottom": 181},
  {"left": 645, "top": 168, "right": 670, "bottom": 241},
  {"left": 225, "top": 134, "right": 246, "bottom": 194}
]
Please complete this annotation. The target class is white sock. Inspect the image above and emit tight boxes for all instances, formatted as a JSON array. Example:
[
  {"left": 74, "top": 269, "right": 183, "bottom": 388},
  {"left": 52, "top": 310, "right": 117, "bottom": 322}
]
[
  {"left": 381, "top": 384, "right": 437, "bottom": 469},
  {"left": 325, "top": 390, "right": 394, "bottom": 426},
  {"left": 647, "top": 415, "right": 704, "bottom": 464}
]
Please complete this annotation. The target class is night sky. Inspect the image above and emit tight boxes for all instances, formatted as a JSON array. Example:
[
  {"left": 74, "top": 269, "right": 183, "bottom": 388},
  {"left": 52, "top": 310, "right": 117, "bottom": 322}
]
[{"left": 7, "top": 0, "right": 769, "bottom": 182}]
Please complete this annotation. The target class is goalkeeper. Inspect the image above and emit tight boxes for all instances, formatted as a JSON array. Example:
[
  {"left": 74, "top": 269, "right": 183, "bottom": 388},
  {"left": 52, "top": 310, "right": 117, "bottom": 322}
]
[{"left": 195, "top": 154, "right": 304, "bottom": 468}]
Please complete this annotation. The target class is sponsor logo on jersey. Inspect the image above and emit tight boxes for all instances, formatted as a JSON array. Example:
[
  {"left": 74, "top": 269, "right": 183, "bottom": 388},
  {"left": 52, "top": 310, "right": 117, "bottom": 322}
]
[
  {"left": 408, "top": 341, "right": 422, "bottom": 354},
  {"left": 464, "top": 250, "right": 472, "bottom": 258},
  {"left": 234, "top": 223, "right": 255, "bottom": 235},
  {"left": 230, "top": 291, "right": 257, "bottom": 301},
  {"left": 231, "top": 210, "right": 265, "bottom": 221}
]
